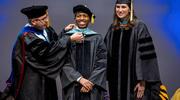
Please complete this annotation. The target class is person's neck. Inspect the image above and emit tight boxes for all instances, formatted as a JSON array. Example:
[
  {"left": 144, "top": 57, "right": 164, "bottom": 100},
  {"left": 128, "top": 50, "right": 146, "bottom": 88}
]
[
  {"left": 119, "top": 19, "right": 128, "bottom": 25},
  {"left": 76, "top": 26, "right": 88, "bottom": 29},
  {"left": 29, "top": 23, "right": 43, "bottom": 31},
  {"left": 120, "top": 18, "right": 127, "bottom": 22},
  {"left": 77, "top": 27, "right": 87, "bottom": 29}
]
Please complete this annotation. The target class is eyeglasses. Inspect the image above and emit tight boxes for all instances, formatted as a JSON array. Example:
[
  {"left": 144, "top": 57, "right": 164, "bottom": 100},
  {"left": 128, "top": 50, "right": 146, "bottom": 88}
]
[{"left": 34, "top": 15, "right": 48, "bottom": 22}]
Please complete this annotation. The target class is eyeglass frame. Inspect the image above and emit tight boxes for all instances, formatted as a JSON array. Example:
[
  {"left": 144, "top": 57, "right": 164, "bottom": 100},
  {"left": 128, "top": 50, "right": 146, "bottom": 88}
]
[
  {"left": 28, "top": 14, "right": 48, "bottom": 23},
  {"left": 34, "top": 15, "right": 48, "bottom": 22}
]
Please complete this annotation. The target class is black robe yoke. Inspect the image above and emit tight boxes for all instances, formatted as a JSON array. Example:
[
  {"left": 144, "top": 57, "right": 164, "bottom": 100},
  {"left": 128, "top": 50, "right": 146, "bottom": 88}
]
[
  {"left": 104, "top": 22, "right": 161, "bottom": 100},
  {"left": 60, "top": 33, "right": 107, "bottom": 100},
  {"left": 12, "top": 26, "right": 71, "bottom": 100}
]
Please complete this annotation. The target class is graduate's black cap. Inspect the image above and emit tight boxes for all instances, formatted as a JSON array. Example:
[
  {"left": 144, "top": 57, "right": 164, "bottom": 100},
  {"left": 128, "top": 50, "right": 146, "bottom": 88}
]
[
  {"left": 73, "top": 5, "right": 96, "bottom": 22},
  {"left": 116, "top": 0, "right": 131, "bottom": 4},
  {"left": 21, "top": 5, "right": 48, "bottom": 19}
]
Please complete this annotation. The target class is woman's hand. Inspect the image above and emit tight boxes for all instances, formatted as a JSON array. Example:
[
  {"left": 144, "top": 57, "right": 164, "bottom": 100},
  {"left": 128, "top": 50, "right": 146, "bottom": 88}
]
[{"left": 134, "top": 80, "right": 146, "bottom": 99}]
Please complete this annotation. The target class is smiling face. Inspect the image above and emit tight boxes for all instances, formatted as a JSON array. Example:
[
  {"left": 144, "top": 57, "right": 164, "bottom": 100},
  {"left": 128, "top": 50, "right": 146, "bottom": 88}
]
[
  {"left": 115, "top": 4, "right": 130, "bottom": 21},
  {"left": 74, "top": 13, "right": 90, "bottom": 29}
]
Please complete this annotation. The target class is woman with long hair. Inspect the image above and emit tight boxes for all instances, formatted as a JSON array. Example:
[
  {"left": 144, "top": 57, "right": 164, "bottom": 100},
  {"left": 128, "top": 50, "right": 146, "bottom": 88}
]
[{"left": 104, "top": 0, "right": 168, "bottom": 99}]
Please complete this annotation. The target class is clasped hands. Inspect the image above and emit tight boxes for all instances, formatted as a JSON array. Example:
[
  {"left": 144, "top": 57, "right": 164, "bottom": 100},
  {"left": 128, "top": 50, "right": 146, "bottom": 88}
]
[{"left": 79, "top": 77, "right": 94, "bottom": 93}]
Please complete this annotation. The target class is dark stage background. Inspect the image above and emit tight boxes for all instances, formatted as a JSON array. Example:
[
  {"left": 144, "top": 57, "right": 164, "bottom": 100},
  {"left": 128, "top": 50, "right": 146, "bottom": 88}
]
[{"left": 0, "top": 0, "right": 180, "bottom": 99}]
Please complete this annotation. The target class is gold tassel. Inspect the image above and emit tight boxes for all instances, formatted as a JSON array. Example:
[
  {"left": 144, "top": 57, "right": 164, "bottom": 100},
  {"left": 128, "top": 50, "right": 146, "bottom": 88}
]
[
  {"left": 84, "top": 5, "right": 94, "bottom": 24},
  {"left": 130, "top": 0, "right": 134, "bottom": 22},
  {"left": 46, "top": 11, "right": 51, "bottom": 27},
  {"left": 91, "top": 14, "right": 94, "bottom": 24}
]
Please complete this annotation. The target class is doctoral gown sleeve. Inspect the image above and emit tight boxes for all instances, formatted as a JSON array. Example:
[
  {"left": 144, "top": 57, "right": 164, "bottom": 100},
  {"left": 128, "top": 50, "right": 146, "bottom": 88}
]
[
  {"left": 104, "top": 25, "right": 113, "bottom": 82},
  {"left": 23, "top": 32, "right": 71, "bottom": 79},
  {"left": 135, "top": 23, "right": 161, "bottom": 82},
  {"left": 60, "top": 56, "right": 83, "bottom": 89},
  {"left": 88, "top": 36, "right": 107, "bottom": 91},
  {"left": 104, "top": 24, "right": 113, "bottom": 50}
]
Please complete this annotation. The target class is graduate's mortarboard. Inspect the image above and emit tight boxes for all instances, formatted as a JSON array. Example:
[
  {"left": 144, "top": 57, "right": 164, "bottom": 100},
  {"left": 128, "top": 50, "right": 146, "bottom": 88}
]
[
  {"left": 116, "top": 0, "right": 131, "bottom": 4},
  {"left": 116, "top": 0, "right": 134, "bottom": 22},
  {"left": 21, "top": 5, "right": 48, "bottom": 19},
  {"left": 73, "top": 5, "right": 95, "bottom": 24}
]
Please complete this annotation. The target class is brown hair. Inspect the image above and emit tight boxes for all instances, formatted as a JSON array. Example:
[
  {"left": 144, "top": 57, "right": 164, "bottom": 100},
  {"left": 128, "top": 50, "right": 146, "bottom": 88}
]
[{"left": 112, "top": 4, "right": 137, "bottom": 30}]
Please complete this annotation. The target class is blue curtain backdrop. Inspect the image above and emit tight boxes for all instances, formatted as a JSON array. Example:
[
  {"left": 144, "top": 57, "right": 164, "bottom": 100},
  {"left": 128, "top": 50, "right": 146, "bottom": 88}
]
[{"left": 0, "top": 0, "right": 180, "bottom": 98}]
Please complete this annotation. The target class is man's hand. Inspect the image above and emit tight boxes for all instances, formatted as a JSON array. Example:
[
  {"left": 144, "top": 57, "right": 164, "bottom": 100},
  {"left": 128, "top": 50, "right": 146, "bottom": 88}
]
[
  {"left": 79, "top": 77, "right": 94, "bottom": 92},
  {"left": 64, "top": 24, "right": 77, "bottom": 31},
  {"left": 80, "top": 86, "right": 90, "bottom": 93},
  {"left": 70, "top": 32, "right": 83, "bottom": 43}
]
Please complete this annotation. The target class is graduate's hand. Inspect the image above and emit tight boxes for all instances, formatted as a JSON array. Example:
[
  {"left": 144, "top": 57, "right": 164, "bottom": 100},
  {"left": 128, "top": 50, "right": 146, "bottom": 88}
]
[
  {"left": 134, "top": 80, "right": 146, "bottom": 99},
  {"left": 64, "top": 24, "right": 77, "bottom": 31},
  {"left": 80, "top": 86, "right": 90, "bottom": 93},
  {"left": 79, "top": 77, "right": 94, "bottom": 91},
  {"left": 70, "top": 32, "right": 83, "bottom": 43}
]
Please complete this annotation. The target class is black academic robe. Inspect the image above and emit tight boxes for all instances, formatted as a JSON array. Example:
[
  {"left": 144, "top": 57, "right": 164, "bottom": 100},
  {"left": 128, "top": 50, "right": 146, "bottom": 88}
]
[
  {"left": 60, "top": 32, "right": 107, "bottom": 100},
  {"left": 104, "top": 22, "right": 161, "bottom": 100},
  {"left": 12, "top": 26, "right": 71, "bottom": 100}
]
